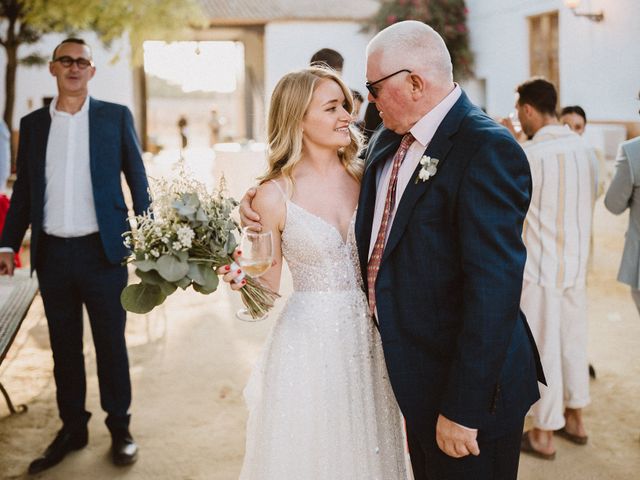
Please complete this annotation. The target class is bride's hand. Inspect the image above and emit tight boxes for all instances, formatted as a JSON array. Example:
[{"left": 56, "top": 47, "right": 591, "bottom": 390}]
[
  {"left": 240, "top": 187, "right": 262, "bottom": 231},
  {"left": 217, "top": 249, "right": 246, "bottom": 290}
]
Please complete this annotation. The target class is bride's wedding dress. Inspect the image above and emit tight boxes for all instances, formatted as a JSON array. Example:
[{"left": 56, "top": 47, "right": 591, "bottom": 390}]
[{"left": 239, "top": 183, "right": 408, "bottom": 479}]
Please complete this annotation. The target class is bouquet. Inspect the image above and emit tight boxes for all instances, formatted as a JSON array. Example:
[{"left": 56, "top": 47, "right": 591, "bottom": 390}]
[{"left": 120, "top": 171, "right": 279, "bottom": 318}]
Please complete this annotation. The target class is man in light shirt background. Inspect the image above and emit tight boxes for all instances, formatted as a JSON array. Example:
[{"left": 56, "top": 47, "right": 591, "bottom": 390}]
[
  {"left": 0, "top": 38, "right": 149, "bottom": 474},
  {"left": 604, "top": 90, "right": 640, "bottom": 315},
  {"left": 515, "top": 78, "right": 598, "bottom": 460}
]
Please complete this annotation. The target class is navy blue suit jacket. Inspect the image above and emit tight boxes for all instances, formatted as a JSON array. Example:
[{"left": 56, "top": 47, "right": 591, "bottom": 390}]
[
  {"left": 1, "top": 98, "right": 150, "bottom": 268},
  {"left": 356, "top": 92, "right": 544, "bottom": 440}
]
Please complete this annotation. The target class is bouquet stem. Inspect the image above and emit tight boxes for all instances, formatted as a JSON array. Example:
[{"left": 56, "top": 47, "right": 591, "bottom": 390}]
[{"left": 239, "top": 276, "right": 280, "bottom": 319}]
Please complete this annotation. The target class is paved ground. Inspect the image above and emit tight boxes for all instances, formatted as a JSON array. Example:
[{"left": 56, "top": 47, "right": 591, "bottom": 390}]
[{"left": 0, "top": 149, "right": 639, "bottom": 479}]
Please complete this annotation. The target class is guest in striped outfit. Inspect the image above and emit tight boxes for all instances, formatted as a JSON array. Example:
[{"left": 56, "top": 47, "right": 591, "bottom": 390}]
[{"left": 514, "top": 78, "right": 598, "bottom": 460}]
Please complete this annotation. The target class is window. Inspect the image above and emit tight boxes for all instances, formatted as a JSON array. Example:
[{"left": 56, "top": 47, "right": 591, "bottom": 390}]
[{"left": 529, "top": 11, "right": 559, "bottom": 89}]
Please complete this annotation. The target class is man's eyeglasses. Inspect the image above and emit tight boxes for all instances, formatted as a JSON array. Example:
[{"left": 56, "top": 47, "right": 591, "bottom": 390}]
[
  {"left": 365, "top": 69, "right": 411, "bottom": 98},
  {"left": 53, "top": 56, "right": 94, "bottom": 69}
]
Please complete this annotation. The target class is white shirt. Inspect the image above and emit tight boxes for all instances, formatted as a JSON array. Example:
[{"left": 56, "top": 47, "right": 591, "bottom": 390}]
[
  {"left": 368, "top": 85, "right": 461, "bottom": 260},
  {"left": 43, "top": 96, "right": 99, "bottom": 237},
  {"left": 522, "top": 124, "right": 598, "bottom": 288}
]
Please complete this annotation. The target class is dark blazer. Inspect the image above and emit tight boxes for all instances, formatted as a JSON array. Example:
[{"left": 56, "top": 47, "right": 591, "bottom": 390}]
[
  {"left": 1, "top": 98, "right": 150, "bottom": 267},
  {"left": 356, "top": 91, "right": 544, "bottom": 440}
]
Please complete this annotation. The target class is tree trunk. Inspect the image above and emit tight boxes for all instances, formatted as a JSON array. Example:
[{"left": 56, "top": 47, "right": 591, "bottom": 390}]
[
  {"left": 2, "top": 5, "right": 19, "bottom": 171},
  {"left": 4, "top": 44, "right": 17, "bottom": 134}
]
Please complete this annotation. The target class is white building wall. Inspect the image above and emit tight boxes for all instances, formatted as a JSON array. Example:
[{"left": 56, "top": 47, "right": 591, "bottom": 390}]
[
  {"left": 0, "top": 31, "right": 134, "bottom": 128},
  {"left": 264, "top": 21, "right": 374, "bottom": 106},
  {"left": 466, "top": 0, "right": 640, "bottom": 122}
]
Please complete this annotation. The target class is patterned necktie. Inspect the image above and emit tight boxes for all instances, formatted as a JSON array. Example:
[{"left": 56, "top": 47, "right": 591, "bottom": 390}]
[{"left": 367, "top": 133, "right": 415, "bottom": 316}]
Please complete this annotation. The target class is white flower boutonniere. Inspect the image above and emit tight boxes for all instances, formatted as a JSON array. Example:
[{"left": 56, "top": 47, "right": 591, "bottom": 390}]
[{"left": 415, "top": 155, "right": 440, "bottom": 184}]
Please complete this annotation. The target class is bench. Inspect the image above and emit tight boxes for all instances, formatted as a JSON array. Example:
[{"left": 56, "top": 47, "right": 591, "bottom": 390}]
[{"left": 0, "top": 269, "right": 39, "bottom": 415}]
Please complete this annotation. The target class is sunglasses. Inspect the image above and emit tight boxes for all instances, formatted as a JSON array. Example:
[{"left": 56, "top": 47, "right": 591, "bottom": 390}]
[
  {"left": 53, "top": 56, "right": 94, "bottom": 69},
  {"left": 365, "top": 69, "right": 411, "bottom": 98}
]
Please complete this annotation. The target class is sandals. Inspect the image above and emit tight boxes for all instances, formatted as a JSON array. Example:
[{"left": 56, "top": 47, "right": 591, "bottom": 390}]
[
  {"left": 520, "top": 431, "right": 556, "bottom": 460},
  {"left": 555, "top": 427, "right": 589, "bottom": 445}
]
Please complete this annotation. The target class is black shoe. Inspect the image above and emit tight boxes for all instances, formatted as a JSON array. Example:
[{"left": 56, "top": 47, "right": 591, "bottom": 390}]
[
  {"left": 28, "top": 428, "right": 88, "bottom": 475},
  {"left": 111, "top": 429, "right": 138, "bottom": 466}
]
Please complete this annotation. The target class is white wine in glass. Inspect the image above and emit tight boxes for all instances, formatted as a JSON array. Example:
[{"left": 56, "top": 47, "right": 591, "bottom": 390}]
[
  {"left": 238, "top": 259, "right": 272, "bottom": 277},
  {"left": 236, "top": 228, "right": 274, "bottom": 322}
]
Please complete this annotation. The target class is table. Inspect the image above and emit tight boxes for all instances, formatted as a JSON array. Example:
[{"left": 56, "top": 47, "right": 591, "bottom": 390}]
[{"left": 0, "top": 269, "right": 39, "bottom": 415}]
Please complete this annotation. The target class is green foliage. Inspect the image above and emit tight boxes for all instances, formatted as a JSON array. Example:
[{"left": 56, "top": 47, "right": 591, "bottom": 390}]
[
  {"left": 368, "top": 0, "right": 474, "bottom": 79},
  {"left": 121, "top": 170, "right": 279, "bottom": 318},
  {"left": 120, "top": 283, "right": 166, "bottom": 314},
  {"left": 8, "top": 0, "right": 204, "bottom": 64},
  {"left": 18, "top": 52, "right": 47, "bottom": 66}
]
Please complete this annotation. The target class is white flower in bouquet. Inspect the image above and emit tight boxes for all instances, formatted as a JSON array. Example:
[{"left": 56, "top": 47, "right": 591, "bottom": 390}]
[
  {"left": 120, "top": 169, "right": 278, "bottom": 317},
  {"left": 176, "top": 225, "right": 195, "bottom": 248}
]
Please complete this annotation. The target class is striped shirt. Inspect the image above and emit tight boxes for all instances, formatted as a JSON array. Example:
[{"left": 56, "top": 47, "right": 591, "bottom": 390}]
[{"left": 522, "top": 124, "right": 598, "bottom": 288}]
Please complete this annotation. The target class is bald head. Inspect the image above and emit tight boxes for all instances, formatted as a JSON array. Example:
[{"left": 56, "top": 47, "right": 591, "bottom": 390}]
[{"left": 367, "top": 20, "right": 453, "bottom": 86}]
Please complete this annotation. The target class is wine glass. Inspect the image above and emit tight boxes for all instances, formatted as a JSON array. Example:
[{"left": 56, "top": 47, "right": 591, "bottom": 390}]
[{"left": 236, "top": 228, "right": 273, "bottom": 322}]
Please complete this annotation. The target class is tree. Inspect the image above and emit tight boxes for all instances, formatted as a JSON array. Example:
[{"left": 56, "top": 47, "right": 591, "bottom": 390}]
[
  {"left": 0, "top": 0, "right": 202, "bottom": 134},
  {"left": 368, "top": 0, "right": 474, "bottom": 79}
]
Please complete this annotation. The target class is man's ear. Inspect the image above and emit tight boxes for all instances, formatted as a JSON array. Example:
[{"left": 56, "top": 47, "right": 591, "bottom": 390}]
[
  {"left": 409, "top": 73, "right": 426, "bottom": 99},
  {"left": 520, "top": 103, "right": 534, "bottom": 119}
]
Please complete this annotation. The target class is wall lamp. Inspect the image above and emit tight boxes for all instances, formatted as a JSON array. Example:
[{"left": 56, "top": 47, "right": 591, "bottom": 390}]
[{"left": 565, "top": 0, "right": 604, "bottom": 22}]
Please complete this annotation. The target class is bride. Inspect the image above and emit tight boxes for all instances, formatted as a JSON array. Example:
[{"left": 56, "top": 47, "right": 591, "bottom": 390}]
[{"left": 222, "top": 66, "right": 408, "bottom": 479}]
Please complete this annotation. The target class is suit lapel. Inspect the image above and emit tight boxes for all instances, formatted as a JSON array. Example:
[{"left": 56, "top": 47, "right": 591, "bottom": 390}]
[
  {"left": 381, "top": 92, "right": 473, "bottom": 264},
  {"left": 355, "top": 128, "right": 402, "bottom": 287},
  {"left": 88, "top": 97, "right": 103, "bottom": 187},
  {"left": 33, "top": 109, "right": 52, "bottom": 207}
]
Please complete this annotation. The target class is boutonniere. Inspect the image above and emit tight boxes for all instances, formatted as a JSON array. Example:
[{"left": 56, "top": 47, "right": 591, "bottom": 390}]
[{"left": 415, "top": 155, "right": 439, "bottom": 184}]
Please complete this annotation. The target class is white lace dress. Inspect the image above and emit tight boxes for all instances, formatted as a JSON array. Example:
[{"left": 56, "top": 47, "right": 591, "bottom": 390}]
[{"left": 239, "top": 187, "right": 409, "bottom": 480}]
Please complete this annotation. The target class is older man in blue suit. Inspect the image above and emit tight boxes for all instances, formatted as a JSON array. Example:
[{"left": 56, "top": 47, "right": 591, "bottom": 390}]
[
  {"left": 354, "top": 22, "right": 544, "bottom": 479},
  {"left": 0, "top": 38, "right": 149, "bottom": 474}
]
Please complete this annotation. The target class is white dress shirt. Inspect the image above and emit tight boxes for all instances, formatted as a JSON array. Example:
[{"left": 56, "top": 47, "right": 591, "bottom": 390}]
[
  {"left": 43, "top": 96, "right": 99, "bottom": 237},
  {"left": 368, "top": 85, "right": 461, "bottom": 260}
]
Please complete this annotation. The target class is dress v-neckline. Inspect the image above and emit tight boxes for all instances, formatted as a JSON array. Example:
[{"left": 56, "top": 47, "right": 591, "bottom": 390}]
[{"left": 287, "top": 200, "right": 356, "bottom": 245}]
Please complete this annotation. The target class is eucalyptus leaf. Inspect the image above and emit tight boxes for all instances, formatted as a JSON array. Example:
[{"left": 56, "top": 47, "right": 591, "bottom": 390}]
[
  {"left": 158, "top": 281, "right": 178, "bottom": 296},
  {"left": 188, "top": 263, "right": 219, "bottom": 289},
  {"left": 134, "top": 259, "right": 157, "bottom": 272},
  {"left": 188, "top": 262, "right": 205, "bottom": 285},
  {"left": 193, "top": 281, "right": 218, "bottom": 295},
  {"left": 225, "top": 235, "right": 237, "bottom": 255},
  {"left": 173, "top": 193, "right": 200, "bottom": 217},
  {"left": 135, "top": 268, "right": 164, "bottom": 285},
  {"left": 156, "top": 254, "right": 189, "bottom": 282},
  {"left": 196, "top": 208, "right": 208, "bottom": 222},
  {"left": 120, "top": 283, "right": 166, "bottom": 314},
  {"left": 176, "top": 277, "right": 192, "bottom": 289}
]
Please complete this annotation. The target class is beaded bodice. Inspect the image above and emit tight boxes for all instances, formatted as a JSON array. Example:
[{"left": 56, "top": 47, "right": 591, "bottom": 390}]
[{"left": 281, "top": 201, "right": 363, "bottom": 292}]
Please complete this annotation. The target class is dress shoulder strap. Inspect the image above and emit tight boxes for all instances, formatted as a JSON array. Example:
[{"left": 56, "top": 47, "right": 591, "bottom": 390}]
[{"left": 269, "top": 179, "right": 289, "bottom": 201}]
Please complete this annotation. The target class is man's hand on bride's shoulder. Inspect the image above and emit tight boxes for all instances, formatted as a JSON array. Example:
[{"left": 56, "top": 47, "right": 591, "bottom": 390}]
[{"left": 240, "top": 187, "right": 262, "bottom": 231}]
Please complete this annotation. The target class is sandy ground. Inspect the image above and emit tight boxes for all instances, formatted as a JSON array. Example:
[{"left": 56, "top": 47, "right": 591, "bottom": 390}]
[{"left": 1, "top": 149, "right": 639, "bottom": 479}]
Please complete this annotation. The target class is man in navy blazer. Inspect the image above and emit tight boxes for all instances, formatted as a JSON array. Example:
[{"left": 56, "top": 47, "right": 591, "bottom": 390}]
[
  {"left": 0, "top": 38, "right": 149, "bottom": 474},
  {"left": 357, "top": 22, "right": 544, "bottom": 479}
]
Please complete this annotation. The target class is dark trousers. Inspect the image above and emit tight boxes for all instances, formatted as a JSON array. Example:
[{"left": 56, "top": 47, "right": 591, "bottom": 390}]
[
  {"left": 36, "top": 232, "right": 130, "bottom": 433},
  {"left": 407, "top": 418, "right": 525, "bottom": 480}
]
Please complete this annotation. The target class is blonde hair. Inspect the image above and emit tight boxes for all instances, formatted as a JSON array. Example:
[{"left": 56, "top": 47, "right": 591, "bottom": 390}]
[{"left": 258, "top": 66, "right": 363, "bottom": 190}]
